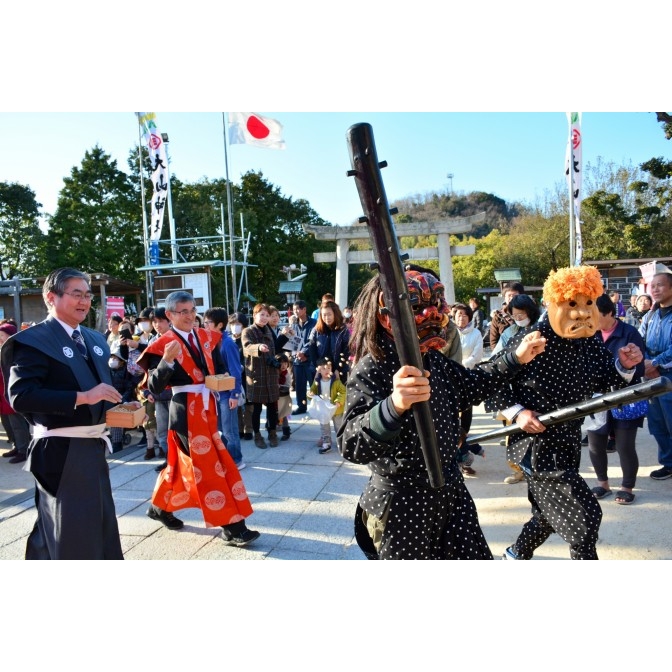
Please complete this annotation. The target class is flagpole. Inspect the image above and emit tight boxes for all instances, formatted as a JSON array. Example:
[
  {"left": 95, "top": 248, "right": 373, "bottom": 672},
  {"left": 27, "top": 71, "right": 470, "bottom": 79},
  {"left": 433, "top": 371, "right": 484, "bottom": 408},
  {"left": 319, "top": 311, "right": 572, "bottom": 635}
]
[
  {"left": 136, "top": 117, "right": 153, "bottom": 304},
  {"left": 222, "top": 113, "right": 238, "bottom": 312},
  {"left": 568, "top": 115, "right": 576, "bottom": 266},
  {"left": 220, "top": 203, "right": 230, "bottom": 314}
]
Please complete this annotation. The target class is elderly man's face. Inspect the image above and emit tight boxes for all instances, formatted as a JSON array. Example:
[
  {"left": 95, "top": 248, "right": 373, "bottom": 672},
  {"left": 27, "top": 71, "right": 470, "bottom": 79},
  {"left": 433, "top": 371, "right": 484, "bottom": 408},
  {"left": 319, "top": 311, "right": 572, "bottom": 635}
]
[{"left": 546, "top": 293, "right": 599, "bottom": 339}]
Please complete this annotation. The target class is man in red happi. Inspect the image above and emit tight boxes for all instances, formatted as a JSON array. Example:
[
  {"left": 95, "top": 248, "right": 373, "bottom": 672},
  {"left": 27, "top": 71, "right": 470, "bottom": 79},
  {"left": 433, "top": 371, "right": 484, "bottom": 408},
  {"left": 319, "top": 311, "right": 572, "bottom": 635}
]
[{"left": 139, "top": 290, "right": 260, "bottom": 547}]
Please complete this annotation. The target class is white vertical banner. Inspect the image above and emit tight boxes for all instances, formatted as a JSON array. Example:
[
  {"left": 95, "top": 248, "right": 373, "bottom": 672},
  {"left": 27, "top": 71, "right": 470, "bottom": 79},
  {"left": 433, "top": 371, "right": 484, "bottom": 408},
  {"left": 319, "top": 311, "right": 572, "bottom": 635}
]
[
  {"left": 137, "top": 112, "right": 169, "bottom": 242},
  {"left": 565, "top": 112, "right": 583, "bottom": 265}
]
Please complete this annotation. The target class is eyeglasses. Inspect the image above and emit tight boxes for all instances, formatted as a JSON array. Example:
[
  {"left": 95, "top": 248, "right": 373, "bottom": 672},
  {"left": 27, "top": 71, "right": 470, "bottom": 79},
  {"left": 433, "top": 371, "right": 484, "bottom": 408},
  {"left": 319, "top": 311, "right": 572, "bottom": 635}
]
[
  {"left": 170, "top": 307, "right": 197, "bottom": 317},
  {"left": 203, "top": 320, "right": 215, "bottom": 325},
  {"left": 62, "top": 291, "right": 94, "bottom": 301}
]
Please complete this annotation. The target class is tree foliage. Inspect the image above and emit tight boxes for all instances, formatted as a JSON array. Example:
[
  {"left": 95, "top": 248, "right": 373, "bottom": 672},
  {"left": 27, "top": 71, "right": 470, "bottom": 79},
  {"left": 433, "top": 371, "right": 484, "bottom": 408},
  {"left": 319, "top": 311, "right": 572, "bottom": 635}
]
[
  {"left": 0, "top": 182, "right": 47, "bottom": 279},
  {"left": 235, "top": 171, "right": 333, "bottom": 310},
  {"left": 46, "top": 146, "right": 143, "bottom": 283}
]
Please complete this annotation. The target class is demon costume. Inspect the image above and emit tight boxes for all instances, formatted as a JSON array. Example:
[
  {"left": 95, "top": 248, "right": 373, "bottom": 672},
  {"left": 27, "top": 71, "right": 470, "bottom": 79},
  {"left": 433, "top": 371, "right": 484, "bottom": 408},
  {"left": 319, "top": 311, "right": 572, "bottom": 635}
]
[
  {"left": 492, "top": 266, "right": 641, "bottom": 560},
  {"left": 338, "top": 267, "right": 545, "bottom": 560},
  {"left": 2, "top": 317, "right": 123, "bottom": 559},
  {"left": 139, "top": 327, "right": 254, "bottom": 528}
]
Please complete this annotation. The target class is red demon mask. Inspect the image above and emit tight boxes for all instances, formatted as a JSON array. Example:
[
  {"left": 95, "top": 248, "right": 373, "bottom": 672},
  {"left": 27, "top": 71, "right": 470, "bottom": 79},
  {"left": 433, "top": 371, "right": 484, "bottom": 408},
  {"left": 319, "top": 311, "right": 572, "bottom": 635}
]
[{"left": 378, "top": 268, "right": 450, "bottom": 353}]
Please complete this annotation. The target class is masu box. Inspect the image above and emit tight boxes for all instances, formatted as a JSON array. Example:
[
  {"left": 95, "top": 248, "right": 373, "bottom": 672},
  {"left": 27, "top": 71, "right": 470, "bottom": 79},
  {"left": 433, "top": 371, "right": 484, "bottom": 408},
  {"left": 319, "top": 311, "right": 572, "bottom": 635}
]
[
  {"left": 106, "top": 403, "right": 145, "bottom": 428},
  {"left": 205, "top": 374, "right": 236, "bottom": 391}
]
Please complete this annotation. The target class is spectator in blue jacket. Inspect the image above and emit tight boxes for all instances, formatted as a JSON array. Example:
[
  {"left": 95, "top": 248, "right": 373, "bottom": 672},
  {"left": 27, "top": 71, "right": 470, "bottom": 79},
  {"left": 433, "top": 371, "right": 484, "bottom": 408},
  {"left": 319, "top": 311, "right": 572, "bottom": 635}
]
[
  {"left": 204, "top": 307, "right": 245, "bottom": 469},
  {"left": 291, "top": 300, "right": 317, "bottom": 414},
  {"left": 609, "top": 291, "right": 627, "bottom": 319},
  {"left": 640, "top": 266, "right": 672, "bottom": 481},
  {"left": 308, "top": 300, "right": 351, "bottom": 383}
]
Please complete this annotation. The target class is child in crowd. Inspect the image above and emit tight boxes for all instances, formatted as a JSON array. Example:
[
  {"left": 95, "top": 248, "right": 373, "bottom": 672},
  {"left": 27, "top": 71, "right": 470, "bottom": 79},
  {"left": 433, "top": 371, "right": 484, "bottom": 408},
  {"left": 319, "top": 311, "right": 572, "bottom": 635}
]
[
  {"left": 120, "top": 319, "right": 148, "bottom": 447},
  {"left": 137, "top": 384, "right": 161, "bottom": 460},
  {"left": 308, "top": 357, "right": 346, "bottom": 454},
  {"left": 276, "top": 353, "right": 293, "bottom": 441},
  {"left": 107, "top": 350, "right": 137, "bottom": 452}
]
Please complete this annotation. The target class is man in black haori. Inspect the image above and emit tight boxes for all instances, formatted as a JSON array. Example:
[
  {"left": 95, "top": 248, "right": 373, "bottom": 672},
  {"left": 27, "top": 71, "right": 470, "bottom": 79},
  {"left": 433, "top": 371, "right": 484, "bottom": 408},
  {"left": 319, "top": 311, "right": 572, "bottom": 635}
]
[
  {"left": 2, "top": 268, "right": 124, "bottom": 559},
  {"left": 338, "top": 266, "right": 547, "bottom": 560},
  {"left": 491, "top": 265, "right": 643, "bottom": 560}
]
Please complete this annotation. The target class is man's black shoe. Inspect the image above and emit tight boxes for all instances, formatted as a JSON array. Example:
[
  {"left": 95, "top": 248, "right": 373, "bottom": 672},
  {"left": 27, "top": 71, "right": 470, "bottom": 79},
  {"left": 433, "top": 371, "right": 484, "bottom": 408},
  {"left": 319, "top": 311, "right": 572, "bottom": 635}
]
[
  {"left": 221, "top": 528, "right": 260, "bottom": 547},
  {"left": 650, "top": 466, "right": 672, "bottom": 481},
  {"left": 293, "top": 407, "right": 306, "bottom": 415},
  {"left": 241, "top": 433, "right": 253, "bottom": 440},
  {"left": 2, "top": 448, "right": 18, "bottom": 459},
  {"left": 147, "top": 506, "right": 184, "bottom": 530},
  {"left": 8, "top": 453, "right": 27, "bottom": 464},
  {"left": 154, "top": 460, "right": 167, "bottom": 472}
]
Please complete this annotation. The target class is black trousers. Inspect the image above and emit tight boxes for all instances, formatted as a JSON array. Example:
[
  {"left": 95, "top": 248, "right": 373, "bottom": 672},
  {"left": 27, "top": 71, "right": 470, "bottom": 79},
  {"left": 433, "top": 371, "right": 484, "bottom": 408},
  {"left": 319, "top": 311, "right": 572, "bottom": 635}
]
[
  {"left": 26, "top": 440, "right": 123, "bottom": 560},
  {"left": 251, "top": 401, "right": 278, "bottom": 433},
  {"left": 512, "top": 468, "right": 602, "bottom": 560}
]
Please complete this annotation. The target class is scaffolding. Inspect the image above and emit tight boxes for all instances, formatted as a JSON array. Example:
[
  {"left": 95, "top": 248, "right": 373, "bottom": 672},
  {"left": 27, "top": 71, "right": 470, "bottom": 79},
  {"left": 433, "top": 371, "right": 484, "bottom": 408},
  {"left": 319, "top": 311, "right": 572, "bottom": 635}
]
[{"left": 136, "top": 212, "right": 255, "bottom": 314}]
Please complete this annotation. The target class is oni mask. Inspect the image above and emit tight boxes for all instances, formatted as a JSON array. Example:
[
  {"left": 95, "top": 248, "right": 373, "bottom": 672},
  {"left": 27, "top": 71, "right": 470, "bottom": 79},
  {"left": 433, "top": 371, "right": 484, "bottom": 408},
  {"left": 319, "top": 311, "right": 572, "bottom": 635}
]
[
  {"left": 546, "top": 293, "right": 599, "bottom": 339},
  {"left": 378, "top": 269, "right": 450, "bottom": 352}
]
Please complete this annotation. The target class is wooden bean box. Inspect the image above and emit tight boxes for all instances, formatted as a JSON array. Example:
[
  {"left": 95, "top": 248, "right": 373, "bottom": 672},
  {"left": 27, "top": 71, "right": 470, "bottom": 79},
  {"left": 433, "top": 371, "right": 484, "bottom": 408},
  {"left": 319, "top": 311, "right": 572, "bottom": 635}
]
[
  {"left": 106, "top": 403, "right": 145, "bottom": 428},
  {"left": 205, "top": 374, "right": 235, "bottom": 391}
]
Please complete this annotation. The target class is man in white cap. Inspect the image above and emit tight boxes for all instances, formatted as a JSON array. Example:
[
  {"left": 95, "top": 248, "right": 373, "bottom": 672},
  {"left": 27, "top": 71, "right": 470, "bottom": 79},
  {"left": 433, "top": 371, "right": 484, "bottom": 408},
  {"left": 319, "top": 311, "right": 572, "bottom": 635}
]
[{"left": 640, "top": 263, "right": 672, "bottom": 480}]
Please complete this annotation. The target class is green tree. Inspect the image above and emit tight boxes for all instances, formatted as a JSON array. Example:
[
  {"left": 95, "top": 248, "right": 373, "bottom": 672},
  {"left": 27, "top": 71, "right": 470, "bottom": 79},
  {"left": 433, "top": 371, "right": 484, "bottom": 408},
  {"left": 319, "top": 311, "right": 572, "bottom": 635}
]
[
  {"left": 655, "top": 112, "right": 672, "bottom": 140},
  {"left": 452, "top": 229, "right": 508, "bottom": 302},
  {"left": 581, "top": 156, "right": 672, "bottom": 259},
  {"left": 46, "top": 146, "right": 144, "bottom": 283},
  {"left": 0, "top": 182, "right": 47, "bottom": 279},
  {"left": 235, "top": 171, "right": 332, "bottom": 309}
]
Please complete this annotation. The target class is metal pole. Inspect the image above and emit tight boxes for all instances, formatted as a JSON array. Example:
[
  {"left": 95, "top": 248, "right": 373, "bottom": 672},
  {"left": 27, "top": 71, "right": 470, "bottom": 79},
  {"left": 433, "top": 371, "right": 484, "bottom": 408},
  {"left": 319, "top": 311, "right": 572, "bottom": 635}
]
[
  {"left": 221, "top": 203, "right": 230, "bottom": 314},
  {"left": 237, "top": 229, "right": 251, "bottom": 311},
  {"left": 222, "top": 113, "right": 238, "bottom": 312},
  {"left": 162, "top": 136, "right": 178, "bottom": 265},
  {"left": 568, "top": 119, "right": 576, "bottom": 266},
  {"left": 242, "top": 215, "right": 249, "bottom": 311}
]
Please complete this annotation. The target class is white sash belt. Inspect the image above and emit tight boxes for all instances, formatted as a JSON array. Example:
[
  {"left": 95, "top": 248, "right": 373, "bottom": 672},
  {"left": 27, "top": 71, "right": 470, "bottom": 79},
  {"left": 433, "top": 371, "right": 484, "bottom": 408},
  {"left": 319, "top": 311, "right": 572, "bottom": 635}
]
[
  {"left": 33, "top": 423, "right": 113, "bottom": 453},
  {"left": 170, "top": 383, "right": 214, "bottom": 410}
]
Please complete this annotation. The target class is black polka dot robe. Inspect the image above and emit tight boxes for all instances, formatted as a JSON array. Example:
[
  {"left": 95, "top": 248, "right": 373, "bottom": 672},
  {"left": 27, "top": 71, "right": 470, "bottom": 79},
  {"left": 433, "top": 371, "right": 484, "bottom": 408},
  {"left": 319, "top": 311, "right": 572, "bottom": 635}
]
[
  {"left": 338, "top": 334, "right": 526, "bottom": 560},
  {"left": 487, "top": 317, "right": 636, "bottom": 559}
]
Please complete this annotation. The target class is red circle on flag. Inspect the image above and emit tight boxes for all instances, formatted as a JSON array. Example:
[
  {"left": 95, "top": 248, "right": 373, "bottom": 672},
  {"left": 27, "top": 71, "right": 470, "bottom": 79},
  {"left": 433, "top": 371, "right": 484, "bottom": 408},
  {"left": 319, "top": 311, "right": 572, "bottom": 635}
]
[
  {"left": 572, "top": 128, "right": 581, "bottom": 150},
  {"left": 149, "top": 133, "right": 162, "bottom": 150},
  {"left": 246, "top": 116, "right": 270, "bottom": 140}
]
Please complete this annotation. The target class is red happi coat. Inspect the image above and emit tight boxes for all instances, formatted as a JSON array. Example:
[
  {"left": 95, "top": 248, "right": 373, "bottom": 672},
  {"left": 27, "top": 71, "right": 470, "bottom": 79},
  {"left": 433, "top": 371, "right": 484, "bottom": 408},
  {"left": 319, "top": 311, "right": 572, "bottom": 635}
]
[{"left": 142, "top": 328, "right": 253, "bottom": 527}]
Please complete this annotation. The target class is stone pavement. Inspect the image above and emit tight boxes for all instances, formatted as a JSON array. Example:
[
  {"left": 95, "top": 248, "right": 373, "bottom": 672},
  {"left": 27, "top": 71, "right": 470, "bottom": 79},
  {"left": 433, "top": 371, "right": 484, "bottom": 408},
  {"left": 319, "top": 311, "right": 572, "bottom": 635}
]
[{"left": 0, "top": 402, "right": 670, "bottom": 560}]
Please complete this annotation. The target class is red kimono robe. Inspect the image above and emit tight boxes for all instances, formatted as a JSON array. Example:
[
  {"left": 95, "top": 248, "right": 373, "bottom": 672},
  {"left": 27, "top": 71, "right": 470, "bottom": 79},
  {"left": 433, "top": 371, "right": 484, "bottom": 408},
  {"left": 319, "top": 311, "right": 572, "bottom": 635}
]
[{"left": 141, "top": 328, "right": 253, "bottom": 528}]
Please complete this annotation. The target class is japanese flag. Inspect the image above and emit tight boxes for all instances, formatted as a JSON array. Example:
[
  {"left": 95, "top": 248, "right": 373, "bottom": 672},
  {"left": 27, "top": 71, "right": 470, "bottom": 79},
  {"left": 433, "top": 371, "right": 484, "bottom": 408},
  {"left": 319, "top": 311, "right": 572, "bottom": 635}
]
[{"left": 228, "top": 112, "right": 286, "bottom": 150}]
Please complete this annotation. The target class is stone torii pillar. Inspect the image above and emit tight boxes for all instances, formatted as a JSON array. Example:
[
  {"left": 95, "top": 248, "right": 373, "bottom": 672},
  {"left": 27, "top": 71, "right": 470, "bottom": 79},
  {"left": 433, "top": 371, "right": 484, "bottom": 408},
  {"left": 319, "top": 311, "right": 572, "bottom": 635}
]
[{"left": 303, "top": 213, "right": 485, "bottom": 306}]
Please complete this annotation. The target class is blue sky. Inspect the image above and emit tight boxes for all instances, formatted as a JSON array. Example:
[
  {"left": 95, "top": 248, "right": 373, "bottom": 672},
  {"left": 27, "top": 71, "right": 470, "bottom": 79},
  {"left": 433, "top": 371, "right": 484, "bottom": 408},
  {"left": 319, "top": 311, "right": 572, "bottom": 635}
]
[{"left": 1, "top": 112, "right": 669, "bottom": 230}]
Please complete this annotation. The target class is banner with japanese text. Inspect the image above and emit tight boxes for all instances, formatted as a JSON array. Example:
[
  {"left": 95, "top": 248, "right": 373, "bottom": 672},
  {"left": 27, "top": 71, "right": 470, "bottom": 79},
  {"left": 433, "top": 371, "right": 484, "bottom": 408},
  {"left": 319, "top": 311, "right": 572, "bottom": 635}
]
[
  {"left": 137, "top": 112, "right": 169, "bottom": 242},
  {"left": 565, "top": 112, "right": 583, "bottom": 265}
]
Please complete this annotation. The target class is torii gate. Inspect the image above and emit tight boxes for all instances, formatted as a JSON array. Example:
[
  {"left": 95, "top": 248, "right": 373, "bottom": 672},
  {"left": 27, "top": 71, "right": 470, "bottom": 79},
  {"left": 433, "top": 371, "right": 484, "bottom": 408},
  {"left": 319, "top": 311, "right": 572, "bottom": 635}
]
[{"left": 303, "top": 213, "right": 485, "bottom": 306}]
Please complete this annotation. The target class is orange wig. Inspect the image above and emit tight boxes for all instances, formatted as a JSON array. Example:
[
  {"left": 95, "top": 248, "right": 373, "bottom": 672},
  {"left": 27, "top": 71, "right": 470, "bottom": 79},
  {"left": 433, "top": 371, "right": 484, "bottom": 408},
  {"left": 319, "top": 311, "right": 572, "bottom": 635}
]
[{"left": 542, "top": 265, "right": 604, "bottom": 304}]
